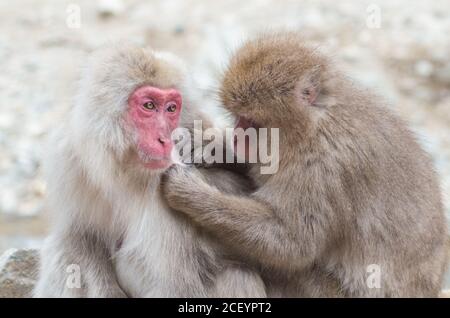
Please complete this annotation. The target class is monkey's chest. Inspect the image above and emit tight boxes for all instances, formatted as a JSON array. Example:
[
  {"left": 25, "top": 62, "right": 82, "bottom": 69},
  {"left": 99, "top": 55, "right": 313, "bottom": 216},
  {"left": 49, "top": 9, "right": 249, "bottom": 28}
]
[{"left": 114, "top": 205, "right": 212, "bottom": 297}]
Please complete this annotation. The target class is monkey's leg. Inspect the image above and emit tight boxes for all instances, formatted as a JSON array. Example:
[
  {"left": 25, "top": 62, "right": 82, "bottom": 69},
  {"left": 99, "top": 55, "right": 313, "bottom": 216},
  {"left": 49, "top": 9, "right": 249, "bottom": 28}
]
[
  {"left": 34, "top": 230, "right": 127, "bottom": 298},
  {"left": 293, "top": 268, "right": 343, "bottom": 297},
  {"left": 213, "top": 266, "right": 267, "bottom": 298}
]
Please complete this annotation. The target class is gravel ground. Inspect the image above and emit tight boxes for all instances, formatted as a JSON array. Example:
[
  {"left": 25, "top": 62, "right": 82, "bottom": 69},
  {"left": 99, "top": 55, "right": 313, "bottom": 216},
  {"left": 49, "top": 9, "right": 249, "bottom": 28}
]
[{"left": 0, "top": 0, "right": 449, "bottom": 284}]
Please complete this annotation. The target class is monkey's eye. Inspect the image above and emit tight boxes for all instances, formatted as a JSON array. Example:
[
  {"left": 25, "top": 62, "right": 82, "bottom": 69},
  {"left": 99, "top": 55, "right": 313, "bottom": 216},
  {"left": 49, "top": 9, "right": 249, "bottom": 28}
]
[
  {"left": 166, "top": 104, "right": 177, "bottom": 113},
  {"left": 143, "top": 101, "right": 156, "bottom": 110}
]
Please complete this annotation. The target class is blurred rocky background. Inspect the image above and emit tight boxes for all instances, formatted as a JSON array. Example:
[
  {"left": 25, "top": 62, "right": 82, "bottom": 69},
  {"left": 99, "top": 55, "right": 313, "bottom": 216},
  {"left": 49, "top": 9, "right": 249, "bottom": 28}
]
[{"left": 0, "top": 0, "right": 449, "bottom": 287}]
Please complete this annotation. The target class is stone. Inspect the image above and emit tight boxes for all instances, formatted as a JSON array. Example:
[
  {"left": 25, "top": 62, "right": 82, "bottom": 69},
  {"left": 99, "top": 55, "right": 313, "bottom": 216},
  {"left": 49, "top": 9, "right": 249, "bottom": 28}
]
[
  {"left": 440, "top": 289, "right": 450, "bottom": 298},
  {"left": 0, "top": 248, "right": 39, "bottom": 298}
]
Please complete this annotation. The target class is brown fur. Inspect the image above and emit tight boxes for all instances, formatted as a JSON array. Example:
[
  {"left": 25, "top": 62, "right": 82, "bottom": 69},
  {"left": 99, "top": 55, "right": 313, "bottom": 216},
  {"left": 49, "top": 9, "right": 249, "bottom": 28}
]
[{"left": 162, "top": 32, "right": 449, "bottom": 297}]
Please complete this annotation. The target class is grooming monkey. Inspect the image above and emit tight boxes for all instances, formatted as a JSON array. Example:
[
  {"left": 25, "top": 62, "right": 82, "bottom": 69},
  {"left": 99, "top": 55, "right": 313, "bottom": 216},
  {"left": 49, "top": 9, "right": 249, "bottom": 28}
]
[
  {"left": 33, "top": 45, "right": 265, "bottom": 297},
  {"left": 162, "top": 33, "right": 449, "bottom": 297}
]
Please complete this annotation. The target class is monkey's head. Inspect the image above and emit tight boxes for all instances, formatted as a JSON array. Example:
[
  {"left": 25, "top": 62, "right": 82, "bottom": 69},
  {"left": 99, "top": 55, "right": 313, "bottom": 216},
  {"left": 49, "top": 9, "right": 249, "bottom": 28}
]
[
  {"left": 74, "top": 45, "right": 187, "bottom": 172},
  {"left": 125, "top": 84, "right": 182, "bottom": 170},
  {"left": 220, "top": 33, "right": 331, "bottom": 139}
]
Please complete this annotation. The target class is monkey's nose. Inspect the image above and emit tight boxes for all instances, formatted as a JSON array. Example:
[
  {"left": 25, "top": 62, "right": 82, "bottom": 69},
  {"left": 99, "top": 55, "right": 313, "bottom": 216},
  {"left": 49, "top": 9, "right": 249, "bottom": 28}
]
[{"left": 158, "top": 137, "right": 169, "bottom": 145}]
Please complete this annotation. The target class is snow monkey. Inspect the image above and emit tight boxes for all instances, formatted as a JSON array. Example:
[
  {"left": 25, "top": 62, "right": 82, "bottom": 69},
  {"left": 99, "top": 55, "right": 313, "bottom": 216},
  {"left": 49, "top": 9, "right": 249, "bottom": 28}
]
[
  {"left": 162, "top": 33, "right": 449, "bottom": 297},
  {"left": 34, "top": 45, "right": 265, "bottom": 297}
]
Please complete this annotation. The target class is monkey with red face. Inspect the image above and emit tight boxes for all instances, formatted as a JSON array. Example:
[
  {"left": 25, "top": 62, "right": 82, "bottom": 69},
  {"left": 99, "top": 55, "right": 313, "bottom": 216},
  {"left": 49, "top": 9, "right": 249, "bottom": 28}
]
[
  {"left": 126, "top": 86, "right": 182, "bottom": 169},
  {"left": 34, "top": 45, "right": 265, "bottom": 297}
]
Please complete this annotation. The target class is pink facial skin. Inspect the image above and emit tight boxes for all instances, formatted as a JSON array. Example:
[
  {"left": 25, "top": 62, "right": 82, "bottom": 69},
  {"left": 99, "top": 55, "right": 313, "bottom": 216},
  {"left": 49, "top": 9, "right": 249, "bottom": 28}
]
[{"left": 127, "top": 85, "right": 182, "bottom": 170}]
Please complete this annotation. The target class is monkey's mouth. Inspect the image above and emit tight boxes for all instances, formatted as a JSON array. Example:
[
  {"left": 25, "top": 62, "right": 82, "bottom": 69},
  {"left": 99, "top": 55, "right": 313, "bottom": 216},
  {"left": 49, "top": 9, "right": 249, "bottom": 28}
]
[
  {"left": 137, "top": 151, "right": 172, "bottom": 170},
  {"left": 142, "top": 159, "right": 171, "bottom": 170}
]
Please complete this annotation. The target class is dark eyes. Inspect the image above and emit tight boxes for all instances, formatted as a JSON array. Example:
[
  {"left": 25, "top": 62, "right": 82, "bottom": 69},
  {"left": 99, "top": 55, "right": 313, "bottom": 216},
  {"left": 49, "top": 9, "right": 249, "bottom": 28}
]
[
  {"left": 166, "top": 104, "right": 177, "bottom": 113},
  {"left": 143, "top": 101, "right": 156, "bottom": 110}
]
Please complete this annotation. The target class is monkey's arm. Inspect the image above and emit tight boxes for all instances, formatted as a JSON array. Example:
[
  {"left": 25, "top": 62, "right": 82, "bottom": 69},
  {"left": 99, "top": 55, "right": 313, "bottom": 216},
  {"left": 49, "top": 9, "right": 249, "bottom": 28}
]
[
  {"left": 197, "top": 167, "right": 255, "bottom": 195},
  {"left": 34, "top": 139, "right": 128, "bottom": 298},
  {"left": 162, "top": 166, "right": 328, "bottom": 271},
  {"left": 34, "top": 225, "right": 128, "bottom": 298}
]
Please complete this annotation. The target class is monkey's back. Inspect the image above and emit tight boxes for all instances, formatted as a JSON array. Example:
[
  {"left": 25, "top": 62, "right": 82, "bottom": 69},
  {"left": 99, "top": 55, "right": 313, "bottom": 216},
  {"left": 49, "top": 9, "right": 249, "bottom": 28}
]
[{"left": 319, "top": 85, "right": 448, "bottom": 296}]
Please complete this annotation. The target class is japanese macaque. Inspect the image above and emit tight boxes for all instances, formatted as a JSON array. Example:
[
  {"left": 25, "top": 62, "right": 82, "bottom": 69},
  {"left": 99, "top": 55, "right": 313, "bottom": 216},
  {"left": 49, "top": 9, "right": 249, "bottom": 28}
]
[
  {"left": 33, "top": 45, "right": 265, "bottom": 297},
  {"left": 162, "top": 33, "right": 449, "bottom": 297}
]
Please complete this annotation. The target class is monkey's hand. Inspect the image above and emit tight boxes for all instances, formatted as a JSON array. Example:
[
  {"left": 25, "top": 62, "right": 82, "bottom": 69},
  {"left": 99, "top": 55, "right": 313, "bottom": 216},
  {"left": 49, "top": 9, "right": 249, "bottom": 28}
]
[
  {"left": 161, "top": 165, "right": 219, "bottom": 215},
  {"left": 162, "top": 164, "right": 309, "bottom": 272}
]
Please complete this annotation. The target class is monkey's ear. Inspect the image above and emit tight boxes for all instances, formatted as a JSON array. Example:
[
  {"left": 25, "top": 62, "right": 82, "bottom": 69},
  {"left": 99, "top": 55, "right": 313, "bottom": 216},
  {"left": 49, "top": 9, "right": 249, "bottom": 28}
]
[{"left": 296, "top": 65, "right": 322, "bottom": 105}]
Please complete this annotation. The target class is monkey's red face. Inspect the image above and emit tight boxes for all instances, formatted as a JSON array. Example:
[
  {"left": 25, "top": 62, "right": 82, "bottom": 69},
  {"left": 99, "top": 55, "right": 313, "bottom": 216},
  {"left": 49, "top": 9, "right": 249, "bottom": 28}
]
[{"left": 127, "top": 85, "right": 182, "bottom": 170}]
